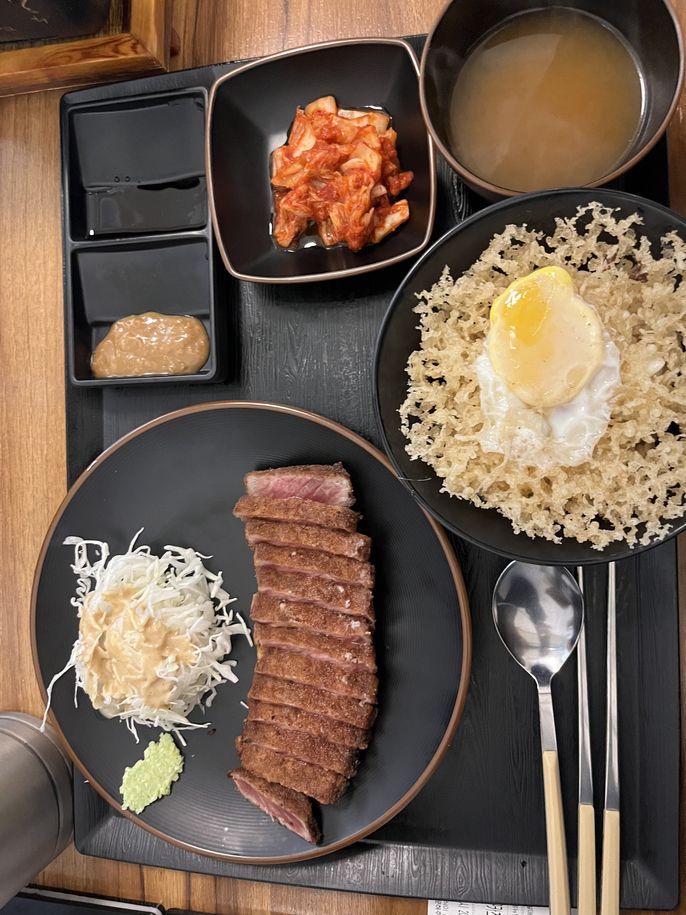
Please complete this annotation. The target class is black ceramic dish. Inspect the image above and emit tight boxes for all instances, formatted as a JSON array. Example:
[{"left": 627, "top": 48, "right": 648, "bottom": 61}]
[
  {"left": 420, "top": 0, "right": 684, "bottom": 200},
  {"left": 375, "top": 187, "right": 686, "bottom": 565},
  {"left": 207, "top": 39, "right": 436, "bottom": 283},
  {"left": 32, "top": 402, "right": 471, "bottom": 863},
  {"left": 62, "top": 89, "right": 226, "bottom": 386}
]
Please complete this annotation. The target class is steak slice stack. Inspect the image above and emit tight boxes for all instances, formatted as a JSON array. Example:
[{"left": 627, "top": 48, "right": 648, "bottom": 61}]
[{"left": 229, "top": 463, "right": 376, "bottom": 844}]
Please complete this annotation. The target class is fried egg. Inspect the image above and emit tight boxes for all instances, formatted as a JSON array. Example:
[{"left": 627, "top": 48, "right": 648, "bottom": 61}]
[{"left": 476, "top": 266, "right": 620, "bottom": 470}]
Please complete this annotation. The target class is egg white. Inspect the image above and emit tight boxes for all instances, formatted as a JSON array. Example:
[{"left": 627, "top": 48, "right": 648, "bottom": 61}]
[{"left": 475, "top": 334, "right": 621, "bottom": 471}]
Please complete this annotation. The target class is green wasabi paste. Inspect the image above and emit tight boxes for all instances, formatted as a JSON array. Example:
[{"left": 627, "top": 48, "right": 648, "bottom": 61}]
[{"left": 120, "top": 733, "right": 184, "bottom": 814}]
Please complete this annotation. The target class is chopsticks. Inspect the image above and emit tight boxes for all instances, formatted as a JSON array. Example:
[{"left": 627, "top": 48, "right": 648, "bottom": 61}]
[
  {"left": 576, "top": 568, "right": 596, "bottom": 915},
  {"left": 601, "top": 561, "right": 620, "bottom": 915},
  {"left": 576, "top": 563, "right": 619, "bottom": 915}
]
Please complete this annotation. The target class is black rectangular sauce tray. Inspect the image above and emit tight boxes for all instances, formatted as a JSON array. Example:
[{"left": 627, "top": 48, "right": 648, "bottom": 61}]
[
  {"left": 62, "top": 88, "right": 226, "bottom": 387},
  {"left": 61, "top": 38, "right": 680, "bottom": 907}
]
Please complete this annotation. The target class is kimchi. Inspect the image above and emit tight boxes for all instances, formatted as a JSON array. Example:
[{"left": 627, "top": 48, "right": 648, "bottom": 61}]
[{"left": 271, "top": 95, "right": 414, "bottom": 252}]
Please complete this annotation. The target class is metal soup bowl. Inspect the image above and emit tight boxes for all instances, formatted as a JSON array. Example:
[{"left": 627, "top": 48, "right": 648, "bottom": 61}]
[{"left": 420, "top": 0, "right": 684, "bottom": 201}]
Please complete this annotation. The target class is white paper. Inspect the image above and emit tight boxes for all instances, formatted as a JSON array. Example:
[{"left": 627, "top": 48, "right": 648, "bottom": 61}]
[{"left": 428, "top": 903, "right": 557, "bottom": 915}]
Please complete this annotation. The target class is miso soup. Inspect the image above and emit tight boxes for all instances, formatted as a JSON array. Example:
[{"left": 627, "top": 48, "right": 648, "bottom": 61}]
[{"left": 449, "top": 8, "right": 644, "bottom": 191}]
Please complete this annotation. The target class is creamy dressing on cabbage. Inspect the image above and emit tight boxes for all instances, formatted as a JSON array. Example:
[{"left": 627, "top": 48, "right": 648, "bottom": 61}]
[
  {"left": 79, "top": 585, "right": 198, "bottom": 715},
  {"left": 41, "top": 531, "right": 252, "bottom": 742}
]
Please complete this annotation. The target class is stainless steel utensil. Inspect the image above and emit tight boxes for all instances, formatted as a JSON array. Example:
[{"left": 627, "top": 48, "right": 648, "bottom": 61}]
[
  {"left": 0, "top": 712, "right": 73, "bottom": 907},
  {"left": 576, "top": 568, "right": 596, "bottom": 915},
  {"left": 601, "top": 561, "right": 620, "bottom": 915},
  {"left": 493, "top": 562, "right": 583, "bottom": 915}
]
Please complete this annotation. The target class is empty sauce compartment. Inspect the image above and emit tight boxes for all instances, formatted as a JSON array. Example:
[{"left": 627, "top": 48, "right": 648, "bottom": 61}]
[
  {"left": 67, "top": 90, "right": 207, "bottom": 238},
  {"left": 84, "top": 178, "right": 206, "bottom": 236}
]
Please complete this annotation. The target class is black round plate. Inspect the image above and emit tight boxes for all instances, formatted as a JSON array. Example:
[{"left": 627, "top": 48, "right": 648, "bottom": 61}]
[
  {"left": 374, "top": 188, "right": 686, "bottom": 565},
  {"left": 32, "top": 402, "right": 471, "bottom": 863}
]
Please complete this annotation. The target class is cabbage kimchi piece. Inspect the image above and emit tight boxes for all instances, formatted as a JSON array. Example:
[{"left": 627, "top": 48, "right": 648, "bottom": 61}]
[{"left": 270, "top": 97, "right": 413, "bottom": 251}]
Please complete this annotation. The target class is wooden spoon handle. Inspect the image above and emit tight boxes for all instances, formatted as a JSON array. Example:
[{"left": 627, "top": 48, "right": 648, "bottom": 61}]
[{"left": 542, "top": 750, "right": 571, "bottom": 915}]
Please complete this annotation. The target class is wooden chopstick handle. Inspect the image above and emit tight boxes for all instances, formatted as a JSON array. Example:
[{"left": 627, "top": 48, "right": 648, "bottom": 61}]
[
  {"left": 600, "top": 808, "right": 620, "bottom": 915},
  {"left": 577, "top": 802, "right": 596, "bottom": 915},
  {"left": 542, "top": 750, "right": 571, "bottom": 915}
]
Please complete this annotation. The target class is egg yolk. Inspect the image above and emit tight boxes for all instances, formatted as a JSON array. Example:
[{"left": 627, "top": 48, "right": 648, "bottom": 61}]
[{"left": 488, "top": 266, "right": 604, "bottom": 409}]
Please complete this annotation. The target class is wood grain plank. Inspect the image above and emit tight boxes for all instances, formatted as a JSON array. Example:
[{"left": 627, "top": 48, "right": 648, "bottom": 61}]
[
  {"left": 668, "top": 0, "right": 686, "bottom": 215},
  {"left": 0, "top": 90, "right": 65, "bottom": 721},
  {"left": 129, "top": 0, "right": 172, "bottom": 69},
  {"left": 0, "top": 33, "right": 164, "bottom": 97}
]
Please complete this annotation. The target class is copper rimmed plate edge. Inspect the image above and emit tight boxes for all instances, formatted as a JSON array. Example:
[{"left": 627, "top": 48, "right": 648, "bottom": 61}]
[{"left": 31, "top": 399, "right": 472, "bottom": 865}]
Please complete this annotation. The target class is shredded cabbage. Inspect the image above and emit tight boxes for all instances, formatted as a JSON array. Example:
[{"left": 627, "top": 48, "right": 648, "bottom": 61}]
[{"left": 41, "top": 529, "right": 252, "bottom": 743}]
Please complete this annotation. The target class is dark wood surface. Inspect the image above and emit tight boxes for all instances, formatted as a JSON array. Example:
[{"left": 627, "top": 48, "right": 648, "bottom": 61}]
[{"left": 0, "top": 1, "right": 684, "bottom": 913}]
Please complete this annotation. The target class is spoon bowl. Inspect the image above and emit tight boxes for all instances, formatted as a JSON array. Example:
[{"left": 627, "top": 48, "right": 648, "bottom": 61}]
[{"left": 493, "top": 562, "right": 584, "bottom": 687}]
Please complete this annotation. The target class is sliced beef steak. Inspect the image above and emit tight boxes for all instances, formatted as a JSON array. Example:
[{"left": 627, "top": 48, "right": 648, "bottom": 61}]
[
  {"left": 255, "top": 648, "right": 378, "bottom": 703},
  {"left": 233, "top": 463, "right": 376, "bottom": 840},
  {"left": 250, "top": 593, "right": 374, "bottom": 641},
  {"left": 245, "top": 464, "right": 354, "bottom": 507},
  {"left": 242, "top": 720, "right": 358, "bottom": 778},
  {"left": 253, "top": 622, "right": 376, "bottom": 671},
  {"left": 247, "top": 699, "right": 370, "bottom": 749},
  {"left": 229, "top": 768, "right": 320, "bottom": 844},
  {"left": 245, "top": 519, "right": 371, "bottom": 560},
  {"left": 234, "top": 495, "right": 359, "bottom": 532},
  {"left": 249, "top": 674, "right": 377, "bottom": 730},
  {"left": 238, "top": 741, "right": 348, "bottom": 805},
  {"left": 256, "top": 567, "right": 373, "bottom": 618},
  {"left": 254, "top": 542, "right": 374, "bottom": 588}
]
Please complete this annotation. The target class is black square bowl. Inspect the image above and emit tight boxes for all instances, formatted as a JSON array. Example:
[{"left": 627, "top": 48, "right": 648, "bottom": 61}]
[{"left": 207, "top": 38, "right": 436, "bottom": 284}]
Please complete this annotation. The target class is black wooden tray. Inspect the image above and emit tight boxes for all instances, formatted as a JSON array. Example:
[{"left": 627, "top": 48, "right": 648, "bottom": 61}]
[{"left": 60, "top": 39, "right": 680, "bottom": 907}]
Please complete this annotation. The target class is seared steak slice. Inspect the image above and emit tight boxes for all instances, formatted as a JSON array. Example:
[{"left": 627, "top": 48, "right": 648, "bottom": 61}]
[
  {"left": 249, "top": 674, "right": 377, "bottom": 729},
  {"left": 253, "top": 622, "right": 376, "bottom": 671},
  {"left": 255, "top": 648, "right": 378, "bottom": 703},
  {"left": 245, "top": 519, "right": 371, "bottom": 560},
  {"left": 250, "top": 593, "right": 374, "bottom": 641},
  {"left": 247, "top": 699, "right": 370, "bottom": 749},
  {"left": 230, "top": 768, "right": 320, "bottom": 844},
  {"left": 245, "top": 464, "right": 354, "bottom": 507},
  {"left": 234, "top": 495, "right": 359, "bottom": 532},
  {"left": 250, "top": 591, "right": 374, "bottom": 641},
  {"left": 257, "top": 567, "right": 373, "bottom": 618},
  {"left": 254, "top": 543, "right": 374, "bottom": 588},
  {"left": 238, "top": 741, "right": 348, "bottom": 805},
  {"left": 242, "top": 720, "right": 358, "bottom": 778}
]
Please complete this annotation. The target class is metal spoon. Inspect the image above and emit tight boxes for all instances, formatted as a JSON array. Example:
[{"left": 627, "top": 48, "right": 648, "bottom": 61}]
[{"left": 493, "top": 562, "right": 584, "bottom": 915}]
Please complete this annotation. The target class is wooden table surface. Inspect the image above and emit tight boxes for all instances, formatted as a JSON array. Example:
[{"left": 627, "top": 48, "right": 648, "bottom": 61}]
[{"left": 0, "top": 1, "right": 684, "bottom": 913}]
